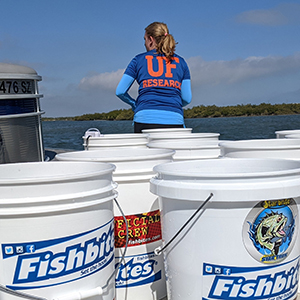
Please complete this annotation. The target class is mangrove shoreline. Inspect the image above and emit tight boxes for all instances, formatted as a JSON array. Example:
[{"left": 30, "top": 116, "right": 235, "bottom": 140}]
[{"left": 43, "top": 103, "right": 300, "bottom": 121}]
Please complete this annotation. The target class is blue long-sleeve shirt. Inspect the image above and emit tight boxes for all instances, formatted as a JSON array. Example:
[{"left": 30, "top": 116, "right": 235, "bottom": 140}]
[{"left": 116, "top": 49, "right": 192, "bottom": 124}]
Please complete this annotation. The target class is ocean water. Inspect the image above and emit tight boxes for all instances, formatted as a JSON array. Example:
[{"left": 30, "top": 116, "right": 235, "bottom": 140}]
[{"left": 42, "top": 114, "right": 300, "bottom": 151}]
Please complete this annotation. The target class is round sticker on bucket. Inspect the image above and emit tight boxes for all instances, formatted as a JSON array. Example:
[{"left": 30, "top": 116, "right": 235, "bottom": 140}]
[{"left": 243, "top": 198, "right": 298, "bottom": 264}]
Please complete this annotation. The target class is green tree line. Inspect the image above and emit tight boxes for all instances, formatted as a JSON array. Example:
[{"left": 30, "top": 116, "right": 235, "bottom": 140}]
[{"left": 43, "top": 103, "right": 300, "bottom": 121}]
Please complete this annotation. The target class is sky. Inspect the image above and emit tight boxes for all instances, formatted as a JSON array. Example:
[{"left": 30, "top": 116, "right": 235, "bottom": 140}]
[{"left": 1, "top": 0, "right": 300, "bottom": 117}]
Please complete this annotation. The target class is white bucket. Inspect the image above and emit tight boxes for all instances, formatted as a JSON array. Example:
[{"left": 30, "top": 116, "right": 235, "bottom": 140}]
[
  {"left": 219, "top": 138, "right": 300, "bottom": 160},
  {"left": 275, "top": 129, "right": 300, "bottom": 138},
  {"left": 285, "top": 134, "right": 300, "bottom": 139},
  {"left": 142, "top": 128, "right": 193, "bottom": 136},
  {"left": 83, "top": 133, "right": 149, "bottom": 150},
  {"left": 150, "top": 158, "right": 300, "bottom": 300},
  {"left": 147, "top": 132, "right": 220, "bottom": 142},
  {"left": 55, "top": 148, "right": 175, "bottom": 300},
  {"left": 147, "top": 139, "right": 221, "bottom": 161},
  {"left": 0, "top": 161, "right": 116, "bottom": 300}
]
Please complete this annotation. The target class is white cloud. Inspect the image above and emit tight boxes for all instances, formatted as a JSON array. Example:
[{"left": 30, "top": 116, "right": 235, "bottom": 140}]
[
  {"left": 78, "top": 69, "right": 125, "bottom": 91},
  {"left": 52, "top": 53, "right": 300, "bottom": 117},
  {"left": 236, "top": 8, "right": 287, "bottom": 26},
  {"left": 235, "top": 3, "right": 300, "bottom": 26},
  {"left": 187, "top": 53, "right": 300, "bottom": 86},
  {"left": 80, "top": 53, "right": 300, "bottom": 92}
]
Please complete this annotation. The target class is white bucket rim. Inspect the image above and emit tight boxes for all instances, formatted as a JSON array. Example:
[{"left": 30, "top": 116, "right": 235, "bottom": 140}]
[
  {"left": 147, "top": 140, "right": 220, "bottom": 150},
  {"left": 148, "top": 132, "right": 220, "bottom": 139},
  {"left": 142, "top": 128, "right": 192, "bottom": 133},
  {"left": 0, "top": 161, "right": 116, "bottom": 185},
  {"left": 219, "top": 138, "right": 300, "bottom": 150},
  {"left": 153, "top": 158, "right": 300, "bottom": 179},
  {"left": 285, "top": 134, "right": 300, "bottom": 139},
  {"left": 83, "top": 141, "right": 148, "bottom": 147},
  {"left": 56, "top": 148, "right": 175, "bottom": 162},
  {"left": 275, "top": 129, "right": 300, "bottom": 135},
  {"left": 82, "top": 133, "right": 148, "bottom": 140}
]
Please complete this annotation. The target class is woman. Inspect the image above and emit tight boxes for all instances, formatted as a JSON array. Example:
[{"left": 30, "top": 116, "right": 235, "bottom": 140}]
[{"left": 116, "top": 22, "right": 192, "bottom": 133}]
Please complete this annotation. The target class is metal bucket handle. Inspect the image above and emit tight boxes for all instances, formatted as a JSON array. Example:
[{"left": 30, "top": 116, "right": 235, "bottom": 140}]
[
  {"left": 84, "top": 128, "right": 101, "bottom": 150},
  {"left": 155, "top": 192, "right": 213, "bottom": 256}
]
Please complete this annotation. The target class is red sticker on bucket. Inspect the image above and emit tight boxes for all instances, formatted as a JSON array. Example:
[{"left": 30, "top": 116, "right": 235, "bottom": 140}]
[{"left": 114, "top": 210, "right": 162, "bottom": 248}]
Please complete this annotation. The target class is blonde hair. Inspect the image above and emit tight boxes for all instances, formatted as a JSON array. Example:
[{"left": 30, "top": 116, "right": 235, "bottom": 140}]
[{"left": 145, "top": 22, "right": 176, "bottom": 61}]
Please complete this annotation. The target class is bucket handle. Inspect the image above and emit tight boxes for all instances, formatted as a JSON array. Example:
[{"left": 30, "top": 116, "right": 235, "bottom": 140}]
[
  {"left": 85, "top": 135, "right": 91, "bottom": 150},
  {"left": 0, "top": 285, "right": 46, "bottom": 300},
  {"left": 101, "top": 197, "right": 129, "bottom": 289},
  {"left": 84, "top": 128, "right": 101, "bottom": 150},
  {"left": 155, "top": 192, "right": 213, "bottom": 256},
  {"left": 0, "top": 280, "right": 103, "bottom": 300}
]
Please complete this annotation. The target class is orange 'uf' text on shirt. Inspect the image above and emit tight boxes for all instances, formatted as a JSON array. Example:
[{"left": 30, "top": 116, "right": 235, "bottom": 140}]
[{"left": 142, "top": 55, "right": 181, "bottom": 90}]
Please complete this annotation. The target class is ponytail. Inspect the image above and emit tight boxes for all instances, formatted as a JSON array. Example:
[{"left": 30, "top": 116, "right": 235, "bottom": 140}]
[{"left": 145, "top": 22, "right": 177, "bottom": 61}]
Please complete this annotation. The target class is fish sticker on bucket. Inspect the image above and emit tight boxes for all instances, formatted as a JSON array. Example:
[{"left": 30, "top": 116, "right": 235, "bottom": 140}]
[{"left": 243, "top": 198, "right": 298, "bottom": 264}]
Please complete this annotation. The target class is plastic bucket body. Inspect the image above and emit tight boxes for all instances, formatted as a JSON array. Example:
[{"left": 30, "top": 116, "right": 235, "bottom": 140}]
[
  {"left": 285, "top": 134, "right": 300, "bottom": 139},
  {"left": 147, "top": 132, "right": 220, "bottom": 143},
  {"left": 56, "top": 148, "right": 175, "bottom": 300},
  {"left": 142, "top": 128, "right": 193, "bottom": 136},
  {"left": 219, "top": 138, "right": 300, "bottom": 160},
  {"left": 275, "top": 129, "right": 300, "bottom": 138},
  {"left": 83, "top": 133, "right": 149, "bottom": 150},
  {"left": 0, "top": 161, "right": 116, "bottom": 300},
  {"left": 147, "top": 139, "right": 221, "bottom": 160},
  {"left": 150, "top": 158, "right": 300, "bottom": 300}
]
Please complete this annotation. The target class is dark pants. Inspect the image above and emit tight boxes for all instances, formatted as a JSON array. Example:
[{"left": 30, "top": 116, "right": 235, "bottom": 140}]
[{"left": 134, "top": 122, "right": 184, "bottom": 133}]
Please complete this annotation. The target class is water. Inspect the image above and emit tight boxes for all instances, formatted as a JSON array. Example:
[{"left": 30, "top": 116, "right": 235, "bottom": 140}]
[{"left": 42, "top": 115, "right": 300, "bottom": 151}]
